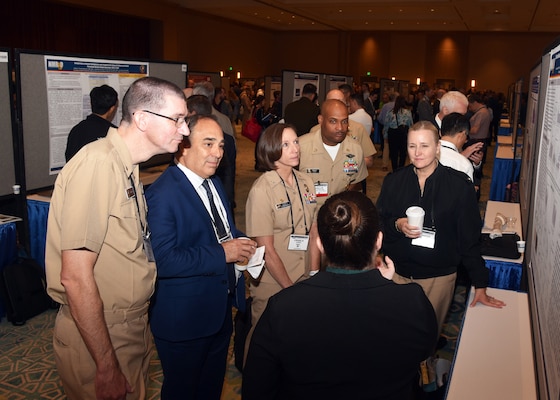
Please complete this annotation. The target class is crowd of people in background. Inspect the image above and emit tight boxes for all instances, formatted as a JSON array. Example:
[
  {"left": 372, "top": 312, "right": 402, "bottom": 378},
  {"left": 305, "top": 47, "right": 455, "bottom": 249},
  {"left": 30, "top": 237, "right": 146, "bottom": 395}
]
[{"left": 52, "top": 76, "right": 512, "bottom": 400}]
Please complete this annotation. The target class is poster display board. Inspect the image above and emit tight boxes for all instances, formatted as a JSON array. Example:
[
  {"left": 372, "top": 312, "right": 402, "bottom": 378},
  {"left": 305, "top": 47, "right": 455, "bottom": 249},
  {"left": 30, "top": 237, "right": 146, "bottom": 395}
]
[
  {"left": 291, "top": 71, "right": 320, "bottom": 102},
  {"left": 44, "top": 55, "right": 149, "bottom": 174},
  {"left": 327, "top": 75, "right": 349, "bottom": 91},
  {"left": 189, "top": 71, "right": 220, "bottom": 88},
  {"left": 519, "top": 66, "right": 540, "bottom": 236},
  {"left": 16, "top": 50, "right": 187, "bottom": 191},
  {"left": 0, "top": 49, "right": 16, "bottom": 197},
  {"left": 527, "top": 38, "right": 560, "bottom": 400}
]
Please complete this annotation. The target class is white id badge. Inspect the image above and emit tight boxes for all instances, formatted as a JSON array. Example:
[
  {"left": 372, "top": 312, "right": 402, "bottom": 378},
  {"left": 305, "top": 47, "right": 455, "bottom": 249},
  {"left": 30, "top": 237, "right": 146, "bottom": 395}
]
[
  {"left": 411, "top": 228, "right": 436, "bottom": 249},
  {"left": 288, "top": 234, "right": 310, "bottom": 251},
  {"left": 314, "top": 182, "right": 328, "bottom": 197}
]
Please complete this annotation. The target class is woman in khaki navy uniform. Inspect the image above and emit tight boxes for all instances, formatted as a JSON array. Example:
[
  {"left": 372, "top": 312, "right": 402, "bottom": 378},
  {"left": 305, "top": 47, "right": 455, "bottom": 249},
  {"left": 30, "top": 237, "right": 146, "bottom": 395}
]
[{"left": 244, "top": 123, "right": 318, "bottom": 361}]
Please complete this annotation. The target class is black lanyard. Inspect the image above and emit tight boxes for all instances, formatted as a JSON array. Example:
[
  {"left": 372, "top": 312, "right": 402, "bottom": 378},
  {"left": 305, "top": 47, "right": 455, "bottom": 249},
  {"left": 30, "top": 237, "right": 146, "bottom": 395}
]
[
  {"left": 129, "top": 174, "right": 150, "bottom": 239},
  {"left": 415, "top": 167, "right": 436, "bottom": 229},
  {"left": 277, "top": 171, "right": 309, "bottom": 235},
  {"left": 441, "top": 142, "right": 458, "bottom": 153}
]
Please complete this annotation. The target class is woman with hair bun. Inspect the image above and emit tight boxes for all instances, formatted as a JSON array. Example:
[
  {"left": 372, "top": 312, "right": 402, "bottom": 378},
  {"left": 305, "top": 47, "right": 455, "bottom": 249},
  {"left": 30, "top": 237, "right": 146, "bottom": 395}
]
[{"left": 243, "top": 191, "right": 438, "bottom": 400}]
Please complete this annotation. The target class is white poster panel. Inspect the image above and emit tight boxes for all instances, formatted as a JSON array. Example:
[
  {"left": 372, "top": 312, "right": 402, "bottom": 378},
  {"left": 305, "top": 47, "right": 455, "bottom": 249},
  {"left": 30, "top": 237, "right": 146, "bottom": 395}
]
[
  {"left": 44, "top": 56, "right": 148, "bottom": 174},
  {"left": 292, "top": 72, "right": 319, "bottom": 102},
  {"left": 328, "top": 75, "right": 347, "bottom": 91},
  {"left": 530, "top": 43, "right": 560, "bottom": 399}
]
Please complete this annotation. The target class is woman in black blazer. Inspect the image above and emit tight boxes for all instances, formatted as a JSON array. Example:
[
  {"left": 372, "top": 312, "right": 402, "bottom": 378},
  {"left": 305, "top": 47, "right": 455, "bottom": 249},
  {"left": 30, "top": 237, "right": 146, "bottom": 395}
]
[{"left": 243, "top": 191, "right": 438, "bottom": 400}]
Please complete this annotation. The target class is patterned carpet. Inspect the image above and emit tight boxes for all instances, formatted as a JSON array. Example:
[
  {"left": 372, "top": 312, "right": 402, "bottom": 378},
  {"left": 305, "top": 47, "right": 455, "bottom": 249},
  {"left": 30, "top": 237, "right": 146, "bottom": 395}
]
[
  {"left": 0, "top": 285, "right": 465, "bottom": 399},
  {"left": 0, "top": 308, "right": 243, "bottom": 400}
]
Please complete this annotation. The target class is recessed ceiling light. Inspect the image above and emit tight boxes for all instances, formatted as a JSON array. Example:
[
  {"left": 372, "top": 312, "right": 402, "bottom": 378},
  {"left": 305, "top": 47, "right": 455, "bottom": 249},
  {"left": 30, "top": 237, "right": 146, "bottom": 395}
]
[
  {"left": 430, "top": 8, "right": 435, "bottom": 12},
  {"left": 339, "top": 9, "right": 343, "bottom": 13}
]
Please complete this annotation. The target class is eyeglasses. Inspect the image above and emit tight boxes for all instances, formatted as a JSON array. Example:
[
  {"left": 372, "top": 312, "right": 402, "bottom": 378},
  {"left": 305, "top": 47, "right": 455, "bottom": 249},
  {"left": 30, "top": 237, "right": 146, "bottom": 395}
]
[{"left": 141, "top": 109, "right": 186, "bottom": 128}]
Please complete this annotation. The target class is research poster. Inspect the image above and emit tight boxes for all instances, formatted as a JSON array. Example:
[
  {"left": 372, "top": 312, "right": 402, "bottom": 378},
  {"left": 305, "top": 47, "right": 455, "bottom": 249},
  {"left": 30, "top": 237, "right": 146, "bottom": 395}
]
[
  {"left": 520, "top": 72, "right": 540, "bottom": 213},
  {"left": 44, "top": 56, "right": 148, "bottom": 174},
  {"left": 531, "top": 43, "right": 560, "bottom": 399},
  {"left": 292, "top": 72, "right": 319, "bottom": 102},
  {"left": 328, "top": 75, "right": 347, "bottom": 91}
]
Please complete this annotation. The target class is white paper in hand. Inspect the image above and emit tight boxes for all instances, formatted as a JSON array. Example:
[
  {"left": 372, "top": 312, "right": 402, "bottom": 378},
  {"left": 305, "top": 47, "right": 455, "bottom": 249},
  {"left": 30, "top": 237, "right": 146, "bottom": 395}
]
[{"left": 235, "top": 245, "right": 266, "bottom": 279}]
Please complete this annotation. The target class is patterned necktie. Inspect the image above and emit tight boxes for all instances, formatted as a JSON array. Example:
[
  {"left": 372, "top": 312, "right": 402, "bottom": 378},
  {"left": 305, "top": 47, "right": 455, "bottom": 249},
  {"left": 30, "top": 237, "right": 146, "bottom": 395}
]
[{"left": 202, "top": 179, "right": 227, "bottom": 240}]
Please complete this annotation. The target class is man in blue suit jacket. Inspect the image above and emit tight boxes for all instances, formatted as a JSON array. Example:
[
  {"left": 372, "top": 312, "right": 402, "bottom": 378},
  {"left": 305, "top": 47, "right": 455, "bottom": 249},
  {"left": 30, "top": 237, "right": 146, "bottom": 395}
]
[{"left": 146, "top": 114, "right": 257, "bottom": 399}]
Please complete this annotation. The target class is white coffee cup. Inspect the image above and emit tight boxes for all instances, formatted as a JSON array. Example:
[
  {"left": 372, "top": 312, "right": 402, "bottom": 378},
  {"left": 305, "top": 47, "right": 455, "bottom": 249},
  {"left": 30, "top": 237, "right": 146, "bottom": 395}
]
[
  {"left": 12, "top": 184, "right": 21, "bottom": 195},
  {"left": 516, "top": 240, "right": 525, "bottom": 253},
  {"left": 406, "top": 206, "right": 425, "bottom": 230}
]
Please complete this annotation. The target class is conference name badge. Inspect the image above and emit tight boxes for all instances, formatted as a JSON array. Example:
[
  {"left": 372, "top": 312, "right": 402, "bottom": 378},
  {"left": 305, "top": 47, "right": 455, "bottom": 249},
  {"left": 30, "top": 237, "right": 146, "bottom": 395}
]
[
  {"left": 314, "top": 182, "right": 328, "bottom": 197},
  {"left": 411, "top": 228, "right": 436, "bottom": 249},
  {"left": 288, "top": 234, "right": 310, "bottom": 251}
]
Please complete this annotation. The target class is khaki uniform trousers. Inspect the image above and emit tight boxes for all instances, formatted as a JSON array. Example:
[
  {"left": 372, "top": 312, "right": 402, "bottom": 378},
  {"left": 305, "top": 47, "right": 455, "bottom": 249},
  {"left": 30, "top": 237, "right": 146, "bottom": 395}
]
[
  {"left": 392, "top": 272, "right": 457, "bottom": 336},
  {"left": 53, "top": 304, "right": 153, "bottom": 400}
]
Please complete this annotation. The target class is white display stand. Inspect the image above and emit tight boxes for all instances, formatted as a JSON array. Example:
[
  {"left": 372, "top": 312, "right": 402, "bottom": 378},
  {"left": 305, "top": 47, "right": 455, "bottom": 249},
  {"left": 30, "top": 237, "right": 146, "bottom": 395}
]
[{"left": 446, "top": 287, "right": 536, "bottom": 399}]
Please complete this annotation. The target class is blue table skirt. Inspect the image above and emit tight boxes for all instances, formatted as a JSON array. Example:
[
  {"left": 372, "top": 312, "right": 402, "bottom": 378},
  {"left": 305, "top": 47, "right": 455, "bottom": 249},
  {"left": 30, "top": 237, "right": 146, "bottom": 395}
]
[
  {"left": 489, "top": 157, "right": 521, "bottom": 201},
  {"left": 27, "top": 199, "right": 50, "bottom": 268},
  {"left": 0, "top": 222, "right": 18, "bottom": 319},
  {"left": 485, "top": 259, "right": 522, "bottom": 291},
  {"left": 498, "top": 126, "right": 511, "bottom": 136}
]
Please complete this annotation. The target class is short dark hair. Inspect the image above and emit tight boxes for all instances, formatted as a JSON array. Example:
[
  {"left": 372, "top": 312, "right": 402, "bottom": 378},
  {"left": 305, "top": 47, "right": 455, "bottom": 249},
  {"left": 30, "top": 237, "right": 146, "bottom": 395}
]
[
  {"left": 317, "top": 191, "right": 380, "bottom": 270},
  {"left": 121, "top": 77, "right": 185, "bottom": 123},
  {"left": 255, "top": 123, "right": 296, "bottom": 171},
  {"left": 441, "top": 112, "right": 470, "bottom": 138},
  {"left": 186, "top": 113, "right": 218, "bottom": 133},
  {"left": 468, "top": 93, "right": 483, "bottom": 104},
  {"left": 182, "top": 114, "right": 219, "bottom": 150},
  {"left": 90, "top": 85, "right": 118, "bottom": 115},
  {"left": 187, "top": 95, "right": 212, "bottom": 116},
  {"left": 302, "top": 83, "right": 317, "bottom": 95},
  {"left": 338, "top": 83, "right": 353, "bottom": 94},
  {"left": 349, "top": 93, "right": 364, "bottom": 108}
]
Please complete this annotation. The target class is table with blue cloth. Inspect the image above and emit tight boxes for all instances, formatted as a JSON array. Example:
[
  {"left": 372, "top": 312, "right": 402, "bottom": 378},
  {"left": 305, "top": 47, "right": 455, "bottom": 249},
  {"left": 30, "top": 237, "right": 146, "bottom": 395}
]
[
  {"left": 489, "top": 145, "right": 521, "bottom": 202},
  {"left": 26, "top": 195, "right": 51, "bottom": 268},
  {"left": 0, "top": 219, "right": 18, "bottom": 320},
  {"left": 498, "top": 126, "right": 511, "bottom": 136},
  {"left": 481, "top": 201, "right": 523, "bottom": 291}
]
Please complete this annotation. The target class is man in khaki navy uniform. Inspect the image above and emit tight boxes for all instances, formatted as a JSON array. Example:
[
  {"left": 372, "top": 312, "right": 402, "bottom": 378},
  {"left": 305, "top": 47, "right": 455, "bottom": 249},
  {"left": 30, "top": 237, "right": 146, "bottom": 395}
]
[
  {"left": 310, "top": 89, "right": 376, "bottom": 169},
  {"left": 299, "top": 98, "right": 368, "bottom": 207},
  {"left": 46, "top": 77, "right": 189, "bottom": 400}
]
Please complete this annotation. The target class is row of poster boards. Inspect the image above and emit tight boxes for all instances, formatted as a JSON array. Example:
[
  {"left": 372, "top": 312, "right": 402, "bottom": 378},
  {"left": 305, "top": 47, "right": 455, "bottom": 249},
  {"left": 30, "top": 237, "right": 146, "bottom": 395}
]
[
  {"left": 520, "top": 35, "right": 560, "bottom": 400},
  {"left": 0, "top": 49, "right": 188, "bottom": 196}
]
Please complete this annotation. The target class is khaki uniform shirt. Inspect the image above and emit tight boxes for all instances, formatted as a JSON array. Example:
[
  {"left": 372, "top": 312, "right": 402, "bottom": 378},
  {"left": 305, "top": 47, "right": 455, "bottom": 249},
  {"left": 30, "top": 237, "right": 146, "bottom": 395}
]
[
  {"left": 245, "top": 170, "right": 317, "bottom": 284},
  {"left": 310, "top": 120, "right": 376, "bottom": 158},
  {"left": 46, "top": 128, "right": 156, "bottom": 310},
  {"left": 298, "top": 129, "right": 368, "bottom": 205}
]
